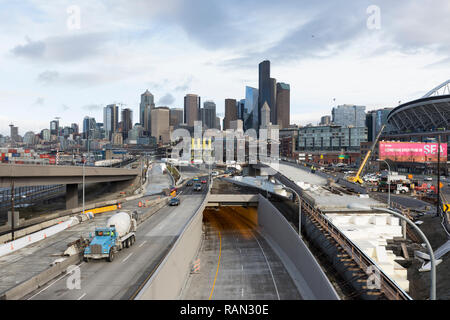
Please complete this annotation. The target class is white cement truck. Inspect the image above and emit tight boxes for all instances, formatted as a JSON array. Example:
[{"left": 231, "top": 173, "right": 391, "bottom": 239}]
[{"left": 83, "top": 211, "right": 137, "bottom": 262}]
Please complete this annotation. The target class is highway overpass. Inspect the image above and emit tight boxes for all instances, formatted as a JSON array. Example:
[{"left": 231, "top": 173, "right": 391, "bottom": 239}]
[{"left": 0, "top": 164, "right": 139, "bottom": 209}]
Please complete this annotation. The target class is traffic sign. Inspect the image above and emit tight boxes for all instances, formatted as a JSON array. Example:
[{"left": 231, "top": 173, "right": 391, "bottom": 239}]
[{"left": 444, "top": 204, "right": 450, "bottom": 212}]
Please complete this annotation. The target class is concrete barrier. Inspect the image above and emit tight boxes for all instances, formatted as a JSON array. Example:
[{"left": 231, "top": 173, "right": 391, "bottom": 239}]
[
  {"left": 0, "top": 253, "right": 82, "bottom": 300},
  {"left": 256, "top": 195, "right": 340, "bottom": 300},
  {"left": 135, "top": 194, "right": 209, "bottom": 299}
]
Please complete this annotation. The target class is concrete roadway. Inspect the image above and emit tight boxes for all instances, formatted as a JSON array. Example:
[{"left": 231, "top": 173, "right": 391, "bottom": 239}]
[
  {"left": 23, "top": 178, "right": 209, "bottom": 300},
  {"left": 181, "top": 207, "right": 302, "bottom": 300}
]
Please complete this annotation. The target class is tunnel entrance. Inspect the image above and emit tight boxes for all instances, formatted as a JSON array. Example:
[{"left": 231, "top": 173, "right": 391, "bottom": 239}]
[{"left": 181, "top": 206, "right": 302, "bottom": 300}]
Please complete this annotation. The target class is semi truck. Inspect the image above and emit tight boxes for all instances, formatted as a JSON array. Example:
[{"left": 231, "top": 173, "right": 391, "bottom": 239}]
[{"left": 83, "top": 211, "right": 137, "bottom": 262}]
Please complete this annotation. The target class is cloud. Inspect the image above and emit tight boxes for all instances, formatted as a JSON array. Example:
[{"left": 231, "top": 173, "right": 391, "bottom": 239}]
[
  {"left": 158, "top": 93, "right": 175, "bottom": 105},
  {"left": 33, "top": 97, "right": 45, "bottom": 105},
  {"left": 61, "top": 104, "right": 70, "bottom": 111},
  {"left": 37, "top": 70, "right": 59, "bottom": 84},
  {"left": 82, "top": 104, "right": 103, "bottom": 111},
  {"left": 12, "top": 32, "right": 113, "bottom": 62}
]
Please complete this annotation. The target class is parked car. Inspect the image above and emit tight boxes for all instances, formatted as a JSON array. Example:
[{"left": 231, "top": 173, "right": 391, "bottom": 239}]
[
  {"left": 194, "top": 183, "right": 202, "bottom": 191},
  {"left": 169, "top": 197, "right": 180, "bottom": 206}
]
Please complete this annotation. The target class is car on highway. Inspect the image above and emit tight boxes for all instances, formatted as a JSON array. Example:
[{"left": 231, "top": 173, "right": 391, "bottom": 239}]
[
  {"left": 201, "top": 179, "right": 207, "bottom": 184},
  {"left": 193, "top": 177, "right": 199, "bottom": 181},
  {"left": 194, "top": 183, "right": 202, "bottom": 191},
  {"left": 424, "top": 177, "right": 433, "bottom": 181},
  {"left": 211, "top": 171, "right": 219, "bottom": 176},
  {"left": 169, "top": 197, "right": 180, "bottom": 206},
  {"left": 186, "top": 180, "right": 193, "bottom": 186}
]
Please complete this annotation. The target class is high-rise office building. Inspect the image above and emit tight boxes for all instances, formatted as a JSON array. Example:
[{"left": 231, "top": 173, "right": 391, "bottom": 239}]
[
  {"left": 320, "top": 115, "right": 331, "bottom": 126},
  {"left": 332, "top": 104, "right": 366, "bottom": 127},
  {"left": 238, "top": 99, "right": 245, "bottom": 120},
  {"left": 243, "top": 86, "right": 259, "bottom": 131},
  {"left": 121, "top": 108, "right": 133, "bottom": 139},
  {"left": 258, "top": 60, "right": 276, "bottom": 127},
  {"left": 216, "top": 117, "right": 221, "bottom": 130},
  {"left": 83, "top": 116, "right": 97, "bottom": 139},
  {"left": 169, "top": 108, "right": 184, "bottom": 129},
  {"left": 103, "top": 104, "right": 119, "bottom": 140},
  {"left": 184, "top": 94, "right": 200, "bottom": 127},
  {"left": 140, "top": 90, "right": 155, "bottom": 134},
  {"left": 276, "top": 82, "right": 290, "bottom": 129},
  {"left": 50, "top": 120, "right": 59, "bottom": 136},
  {"left": 9, "top": 124, "right": 19, "bottom": 142},
  {"left": 366, "top": 108, "right": 393, "bottom": 141},
  {"left": 269, "top": 78, "right": 277, "bottom": 124},
  {"left": 41, "top": 129, "right": 50, "bottom": 141},
  {"left": 201, "top": 101, "right": 216, "bottom": 129},
  {"left": 151, "top": 107, "right": 170, "bottom": 144},
  {"left": 71, "top": 123, "right": 79, "bottom": 135},
  {"left": 260, "top": 102, "right": 271, "bottom": 129},
  {"left": 224, "top": 98, "right": 237, "bottom": 130}
]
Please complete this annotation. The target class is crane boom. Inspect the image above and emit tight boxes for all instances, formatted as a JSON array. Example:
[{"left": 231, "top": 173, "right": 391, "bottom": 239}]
[{"left": 347, "top": 124, "right": 386, "bottom": 184}]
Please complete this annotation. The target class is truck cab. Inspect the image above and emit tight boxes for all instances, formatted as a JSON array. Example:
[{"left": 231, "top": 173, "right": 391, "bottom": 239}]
[{"left": 84, "top": 227, "right": 118, "bottom": 262}]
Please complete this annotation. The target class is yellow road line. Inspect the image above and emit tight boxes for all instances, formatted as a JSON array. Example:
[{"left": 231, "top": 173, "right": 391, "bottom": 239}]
[{"left": 209, "top": 228, "right": 222, "bottom": 300}]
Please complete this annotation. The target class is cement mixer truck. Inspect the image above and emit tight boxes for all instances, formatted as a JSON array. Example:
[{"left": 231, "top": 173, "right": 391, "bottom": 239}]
[{"left": 83, "top": 211, "right": 137, "bottom": 262}]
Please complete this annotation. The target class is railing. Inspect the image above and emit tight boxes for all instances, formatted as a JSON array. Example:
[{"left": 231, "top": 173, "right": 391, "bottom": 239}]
[
  {"left": 271, "top": 165, "right": 411, "bottom": 300},
  {"left": 301, "top": 200, "right": 411, "bottom": 300}
]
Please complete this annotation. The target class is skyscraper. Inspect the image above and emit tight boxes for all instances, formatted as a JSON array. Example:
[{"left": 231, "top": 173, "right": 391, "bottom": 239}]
[
  {"left": 169, "top": 108, "right": 184, "bottom": 129},
  {"left": 140, "top": 90, "right": 155, "bottom": 133},
  {"left": 258, "top": 60, "right": 276, "bottom": 127},
  {"left": 71, "top": 123, "right": 79, "bottom": 135},
  {"left": 260, "top": 102, "right": 271, "bottom": 129},
  {"left": 50, "top": 120, "right": 59, "bottom": 136},
  {"left": 244, "top": 86, "right": 259, "bottom": 131},
  {"left": 269, "top": 78, "right": 277, "bottom": 124},
  {"left": 276, "top": 82, "right": 290, "bottom": 129},
  {"left": 83, "top": 116, "right": 97, "bottom": 139},
  {"left": 238, "top": 99, "right": 245, "bottom": 120},
  {"left": 224, "top": 98, "right": 237, "bottom": 130},
  {"left": 184, "top": 94, "right": 200, "bottom": 127},
  {"left": 201, "top": 101, "right": 216, "bottom": 129},
  {"left": 151, "top": 107, "right": 170, "bottom": 144},
  {"left": 121, "top": 108, "right": 133, "bottom": 139},
  {"left": 103, "top": 104, "right": 119, "bottom": 140},
  {"left": 332, "top": 104, "right": 366, "bottom": 127},
  {"left": 9, "top": 124, "right": 19, "bottom": 143}
]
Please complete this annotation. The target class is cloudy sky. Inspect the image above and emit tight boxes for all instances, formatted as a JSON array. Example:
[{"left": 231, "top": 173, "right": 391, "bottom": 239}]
[{"left": 0, "top": 0, "right": 449, "bottom": 135}]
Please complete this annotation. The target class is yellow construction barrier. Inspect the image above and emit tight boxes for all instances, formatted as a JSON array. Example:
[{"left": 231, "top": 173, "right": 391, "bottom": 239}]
[{"left": 83, "top": 205, "right": 118, "bottom": 215}]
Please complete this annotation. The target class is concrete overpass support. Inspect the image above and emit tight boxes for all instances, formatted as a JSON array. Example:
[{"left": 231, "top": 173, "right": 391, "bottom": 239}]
[{"left": 65, "top": 184, "right": 78, "bottom": 209}]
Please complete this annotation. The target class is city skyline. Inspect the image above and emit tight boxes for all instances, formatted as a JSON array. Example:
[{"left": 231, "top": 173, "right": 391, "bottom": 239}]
[{"left": 1, "top": 1, "right": 450, "bottom": 135}]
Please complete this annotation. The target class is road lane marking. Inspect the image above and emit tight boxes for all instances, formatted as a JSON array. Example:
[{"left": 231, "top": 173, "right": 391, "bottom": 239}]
[
  {"left": 27, "top": 262, "right": 85, "bottom": 300},
  {"left": 122, "top": 252, "right": 133, "bottom": 263},
  {"left": 209, "top": 229, "right": 222, "bottom": 300},
  {"left": 252, "top": 235, "right": 280, "bottom": 300},
  {"left": 77, "top": 293, "right": 86, "bottom": 300},
  {"left": 138, "top": 240, "right": 147, "bottom": 248}
]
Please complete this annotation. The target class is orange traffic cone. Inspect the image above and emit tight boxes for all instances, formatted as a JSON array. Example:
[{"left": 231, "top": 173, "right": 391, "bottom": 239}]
[
  {"left": 138, "top": 201, "right": 142, "bottom": 207},
  {"left": 118, "top": 203, "right": 122, "bottom": 209}
]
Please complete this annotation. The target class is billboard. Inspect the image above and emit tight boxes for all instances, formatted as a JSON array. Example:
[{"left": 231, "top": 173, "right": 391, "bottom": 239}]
[{"left": 379, "top": 142, "right": 447, "bottom": 163}]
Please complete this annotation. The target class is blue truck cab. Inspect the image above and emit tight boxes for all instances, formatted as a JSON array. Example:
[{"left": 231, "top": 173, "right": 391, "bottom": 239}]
[{"left": 84, "top": 227, "right": 118, "bottom": 262}]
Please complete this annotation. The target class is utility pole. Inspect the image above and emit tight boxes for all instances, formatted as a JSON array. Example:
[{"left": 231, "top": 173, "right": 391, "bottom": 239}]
[
  {"left": 437, "top": 135, "right": 441, "bottom": 217},
  {"left": 10, "top": 179, "right": 15, "bottom": 240}
]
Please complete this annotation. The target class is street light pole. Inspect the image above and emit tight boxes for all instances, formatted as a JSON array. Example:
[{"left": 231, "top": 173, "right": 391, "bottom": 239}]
[
  {"left": 284, "top": 186, "right": 302, "bottom": 237},
  {"left": 347, "top": 203, "right": 436, "bottom": 300},
  {"left": 378, "top": 159, "right": 391, "bottom": 207},
  {"left": 376, "top": 207, "right": 436, "bottom": 300}
]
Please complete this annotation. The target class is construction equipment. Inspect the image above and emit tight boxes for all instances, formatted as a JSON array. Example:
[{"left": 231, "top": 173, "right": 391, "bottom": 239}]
[{"left": 347, "top": 124, "right": 386, "bottom": 184}]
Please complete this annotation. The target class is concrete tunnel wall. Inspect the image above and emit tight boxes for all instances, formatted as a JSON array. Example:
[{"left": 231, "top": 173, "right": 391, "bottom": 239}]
[{"left": 246, "top": 194, "right": 340, "bottom": 300}]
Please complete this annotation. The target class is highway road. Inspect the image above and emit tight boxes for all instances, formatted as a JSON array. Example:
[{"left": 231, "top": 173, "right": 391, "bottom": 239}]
[
  {"left": 181, "top": 206, "right": 302, "bottom": 300},
  {"left": 23, "top": 177, "right": 210, "bottom": 300}
]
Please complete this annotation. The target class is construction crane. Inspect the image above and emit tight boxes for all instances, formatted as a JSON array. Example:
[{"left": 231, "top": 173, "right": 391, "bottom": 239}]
[{"left": 347, "top": 124, "right": 386, "bottom": 184}]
